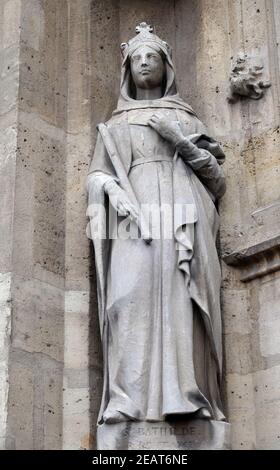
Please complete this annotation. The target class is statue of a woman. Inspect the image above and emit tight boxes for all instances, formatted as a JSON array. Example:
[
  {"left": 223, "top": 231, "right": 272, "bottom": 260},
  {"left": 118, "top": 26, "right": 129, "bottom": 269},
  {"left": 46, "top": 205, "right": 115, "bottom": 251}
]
[{"left": 87, "top": 23, "right": 227, "bottom": 449}]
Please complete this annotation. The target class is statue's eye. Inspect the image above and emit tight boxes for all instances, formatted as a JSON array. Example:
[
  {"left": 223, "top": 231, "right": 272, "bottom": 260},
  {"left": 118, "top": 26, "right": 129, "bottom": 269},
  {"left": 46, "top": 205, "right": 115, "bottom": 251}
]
[
  {"left": 132, "top": 55, "right": 140, "bottom": 62},
  {"left": 147, "top": 53, "right": 160, "bottom": 61}
]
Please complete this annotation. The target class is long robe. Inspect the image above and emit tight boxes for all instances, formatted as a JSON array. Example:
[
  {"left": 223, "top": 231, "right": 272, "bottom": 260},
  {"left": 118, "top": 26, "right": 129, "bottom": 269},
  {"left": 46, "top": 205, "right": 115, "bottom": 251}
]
[{"left": 87, "top": 105, "right": 226, "bottom": 425}]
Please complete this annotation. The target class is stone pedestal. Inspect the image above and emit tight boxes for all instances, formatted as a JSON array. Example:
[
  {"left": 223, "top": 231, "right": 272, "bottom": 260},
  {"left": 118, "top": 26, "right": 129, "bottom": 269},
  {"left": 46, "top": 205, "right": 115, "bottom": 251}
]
[{"left": 97, "top": 420, "right": 231, "bottom": 450}]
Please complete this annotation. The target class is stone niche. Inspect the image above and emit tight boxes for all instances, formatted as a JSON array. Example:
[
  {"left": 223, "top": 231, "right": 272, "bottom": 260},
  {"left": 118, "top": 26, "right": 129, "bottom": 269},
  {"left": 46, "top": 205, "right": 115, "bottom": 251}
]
[{"left": 1, "top": 0, "right": 280, "bottom": 450}]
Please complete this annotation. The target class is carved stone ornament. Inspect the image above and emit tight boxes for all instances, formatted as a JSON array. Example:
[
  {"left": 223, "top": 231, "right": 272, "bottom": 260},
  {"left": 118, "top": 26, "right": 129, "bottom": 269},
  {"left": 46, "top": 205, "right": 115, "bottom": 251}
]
[{"left": 228, "top": 53, "right": 271, "bottom": 103}]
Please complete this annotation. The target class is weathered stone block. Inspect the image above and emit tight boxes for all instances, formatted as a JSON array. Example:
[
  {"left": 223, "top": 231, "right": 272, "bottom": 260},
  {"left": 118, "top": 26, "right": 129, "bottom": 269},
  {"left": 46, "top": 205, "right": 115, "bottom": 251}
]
[{"left": 97, "top": 420, "right": 231, "bottom": 450}]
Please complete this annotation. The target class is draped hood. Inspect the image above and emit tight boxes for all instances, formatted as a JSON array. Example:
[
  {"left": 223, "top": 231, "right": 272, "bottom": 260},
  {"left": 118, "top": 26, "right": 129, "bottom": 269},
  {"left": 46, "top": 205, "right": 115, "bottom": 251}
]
[{"left": 113, "top": 39, "right": 197, "bottom": 117}]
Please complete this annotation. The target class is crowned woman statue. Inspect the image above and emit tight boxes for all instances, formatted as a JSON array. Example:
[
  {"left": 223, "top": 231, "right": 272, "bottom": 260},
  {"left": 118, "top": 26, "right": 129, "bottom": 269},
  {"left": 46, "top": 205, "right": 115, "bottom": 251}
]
[{"left": 87, "top": 23, "right": 228, "bottom": 450}]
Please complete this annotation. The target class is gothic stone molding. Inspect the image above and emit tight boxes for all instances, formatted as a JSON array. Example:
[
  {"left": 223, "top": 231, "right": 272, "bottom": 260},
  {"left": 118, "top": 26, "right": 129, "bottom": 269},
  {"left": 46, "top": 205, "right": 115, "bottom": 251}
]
[{"left": 223, "top": 235, "right": 280, "bottom": 282}]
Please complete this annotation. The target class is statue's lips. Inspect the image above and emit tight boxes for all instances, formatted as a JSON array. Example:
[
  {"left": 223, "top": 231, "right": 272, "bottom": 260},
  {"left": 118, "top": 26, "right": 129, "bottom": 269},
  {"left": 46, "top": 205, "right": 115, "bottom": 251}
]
[{"left": 141, "top": 70, "right": 151, "bottom": 75}]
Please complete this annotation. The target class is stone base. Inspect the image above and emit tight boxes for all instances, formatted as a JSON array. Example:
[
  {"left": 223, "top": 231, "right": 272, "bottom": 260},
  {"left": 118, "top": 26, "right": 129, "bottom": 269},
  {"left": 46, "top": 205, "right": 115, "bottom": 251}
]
[{"left": 97, "top": 419, "right": 231, "bottom": 450}]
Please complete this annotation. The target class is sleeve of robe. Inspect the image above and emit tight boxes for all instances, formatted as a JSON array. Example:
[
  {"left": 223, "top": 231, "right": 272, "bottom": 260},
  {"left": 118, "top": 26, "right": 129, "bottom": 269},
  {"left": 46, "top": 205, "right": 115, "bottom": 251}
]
[
  {"left": 86, "top": 130, "right": 119, "bottom": 338},
  {"left": 87, "top": 131, "right": 119, "bottom": 192},
  {"left": 176, "top": 118, "right": 226, "bottom": 201}
]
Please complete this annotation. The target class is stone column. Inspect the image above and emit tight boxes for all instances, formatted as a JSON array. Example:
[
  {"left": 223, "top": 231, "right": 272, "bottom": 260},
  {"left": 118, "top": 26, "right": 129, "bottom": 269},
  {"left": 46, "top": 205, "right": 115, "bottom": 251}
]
[
  {"left": 0, "top": 0, "right": 22, "bottom": 450},
  {"left": 222, "top": 0, "right": 280, "bottom": 450},
  {"left": 4, "top": 0, "right": 68, "bottom": 449}
]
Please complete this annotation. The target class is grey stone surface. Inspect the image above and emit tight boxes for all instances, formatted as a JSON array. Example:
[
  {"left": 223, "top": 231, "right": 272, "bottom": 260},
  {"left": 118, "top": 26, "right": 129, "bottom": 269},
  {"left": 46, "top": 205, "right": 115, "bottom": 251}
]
[
  {"left": 0, "top": 272, "right": 12, "bottom": 449},
  {"left": 223, "top": 235, "right": 280, "bottom": 281},
  {"left": 223, "top": 235, "right": 280, "bottom": 265},
  {"left": 3, "top": 0, "right": 68, "bottom": 450},
  {"left": 88, "top": 22, "right": 228, "bottom": 450},
  {"left": 0, "top": 0, "right": 279, "bottom": 451},
  {"left": 0, "top": 0, "right": 21, "bottom": 449},
  {"left": 97, "top": 420, "right": 231, "bottom": 451},
  {"left": 228, "top": 53, "right": 271, "bottom": 103}
]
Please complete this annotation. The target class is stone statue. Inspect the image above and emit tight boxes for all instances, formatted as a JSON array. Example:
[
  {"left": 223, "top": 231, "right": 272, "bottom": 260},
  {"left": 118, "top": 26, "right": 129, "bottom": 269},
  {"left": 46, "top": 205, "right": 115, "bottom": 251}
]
[{"left": 87, "top": 23, "right": 229, "bottom": 450}]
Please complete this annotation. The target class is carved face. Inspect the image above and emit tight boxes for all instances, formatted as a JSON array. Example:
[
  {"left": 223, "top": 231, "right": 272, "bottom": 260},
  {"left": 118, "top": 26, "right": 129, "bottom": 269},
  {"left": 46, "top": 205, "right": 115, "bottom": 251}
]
[{"left": 130, "top": 45, "right": 165, "bottom": 90}]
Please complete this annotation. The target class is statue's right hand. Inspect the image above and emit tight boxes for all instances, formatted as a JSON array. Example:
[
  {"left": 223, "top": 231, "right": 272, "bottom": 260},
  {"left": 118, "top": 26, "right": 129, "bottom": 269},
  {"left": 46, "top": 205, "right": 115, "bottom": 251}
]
[{"left": 104, "top": 180, "right": 139, "bottom": 220}]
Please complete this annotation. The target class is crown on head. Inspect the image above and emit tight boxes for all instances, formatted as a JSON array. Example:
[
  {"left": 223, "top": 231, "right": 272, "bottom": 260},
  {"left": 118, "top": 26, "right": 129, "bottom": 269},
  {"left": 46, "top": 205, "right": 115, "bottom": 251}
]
[{"left": 120, "top": 22, "right": 172, "bottom": 58}]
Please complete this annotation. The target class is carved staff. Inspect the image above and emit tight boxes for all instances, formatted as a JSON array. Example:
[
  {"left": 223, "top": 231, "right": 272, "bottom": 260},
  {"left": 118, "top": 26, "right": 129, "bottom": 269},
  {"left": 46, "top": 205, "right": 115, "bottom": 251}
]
[{"left": 97, "top": 123, "right": 152, "bottom": 244}]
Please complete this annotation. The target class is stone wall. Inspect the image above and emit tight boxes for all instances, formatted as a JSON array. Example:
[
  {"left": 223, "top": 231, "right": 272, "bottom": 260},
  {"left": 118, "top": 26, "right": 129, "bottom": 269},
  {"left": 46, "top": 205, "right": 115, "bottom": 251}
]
[
  {"left": 4, "top": 0, "right": 69, "bottom": 450},
  {"left": 0, "top": 0, "right": 279, "bottom": 449},
  {"left": 0, "top": 0, "right": 22, "bottom": 449},
  {"left": 175, "top": 0, "right": 280, "bottom": 449}
]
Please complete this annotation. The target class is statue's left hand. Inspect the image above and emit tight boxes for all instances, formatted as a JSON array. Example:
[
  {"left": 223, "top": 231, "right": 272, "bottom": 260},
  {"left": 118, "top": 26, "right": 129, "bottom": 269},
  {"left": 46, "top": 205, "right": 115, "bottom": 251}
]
[{"left": 148, "top": 114, "right": 185, "bottom": 147}]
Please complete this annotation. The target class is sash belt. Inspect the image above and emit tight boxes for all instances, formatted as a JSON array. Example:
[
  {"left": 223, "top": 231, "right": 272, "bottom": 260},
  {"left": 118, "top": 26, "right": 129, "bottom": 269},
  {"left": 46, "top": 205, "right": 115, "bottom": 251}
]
[{"left": 130, "top": 156, "right": 173, "bottom": 168}]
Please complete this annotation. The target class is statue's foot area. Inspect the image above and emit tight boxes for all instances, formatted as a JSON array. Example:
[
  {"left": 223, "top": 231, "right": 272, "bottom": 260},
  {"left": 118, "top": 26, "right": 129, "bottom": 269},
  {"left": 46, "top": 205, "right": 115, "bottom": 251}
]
[
  {"left": 102, "top": 410, "right": 128, "bottom": 424},
  {"left": 97, "top": 419, "right": 231, "bottom": 450},
  {"left": 166, "top": 407, "right": 212, "bottom": 422},
  {"left": 103, "top": 407, "right": 212, "bottom": 424},
  {"left": 196, "top": 407, "right": 212, "bottom": 419}
]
